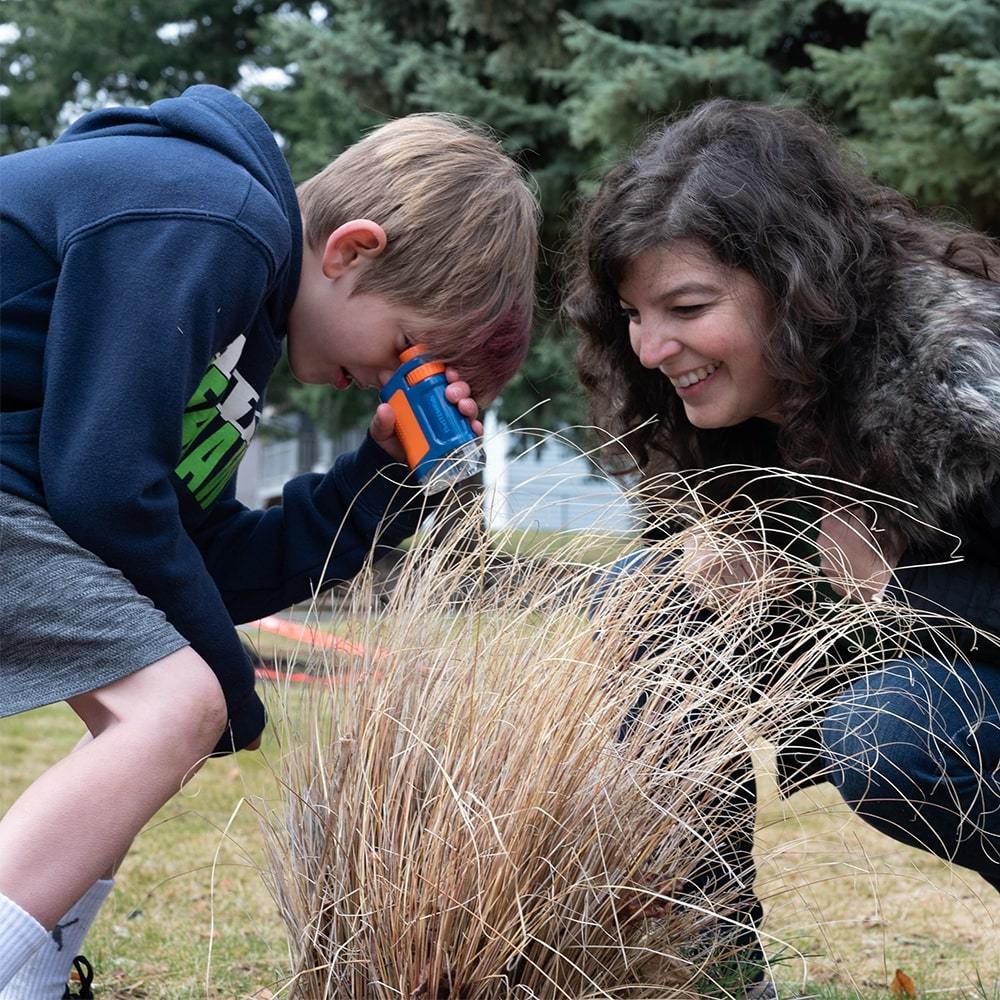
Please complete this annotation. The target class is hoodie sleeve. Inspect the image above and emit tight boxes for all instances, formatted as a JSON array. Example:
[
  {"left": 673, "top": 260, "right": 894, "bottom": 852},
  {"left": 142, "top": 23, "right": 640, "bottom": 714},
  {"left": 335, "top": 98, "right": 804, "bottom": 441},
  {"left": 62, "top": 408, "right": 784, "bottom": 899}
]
[
  {"left": 39, "top": 213, "right": 279, "bottom": 751},
  {"left": 186, "top": 434, "right": 435, "bottom": 621}
]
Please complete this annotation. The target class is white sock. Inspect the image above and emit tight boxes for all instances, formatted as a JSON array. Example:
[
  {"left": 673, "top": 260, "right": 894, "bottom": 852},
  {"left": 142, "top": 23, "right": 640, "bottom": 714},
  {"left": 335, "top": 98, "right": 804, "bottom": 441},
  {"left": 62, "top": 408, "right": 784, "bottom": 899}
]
[
  {"left": 0, "top": 891, "right": 49, "bottom": 987},
  {"left": 0, "top": 879, "right": 113, "bottom": 999}
]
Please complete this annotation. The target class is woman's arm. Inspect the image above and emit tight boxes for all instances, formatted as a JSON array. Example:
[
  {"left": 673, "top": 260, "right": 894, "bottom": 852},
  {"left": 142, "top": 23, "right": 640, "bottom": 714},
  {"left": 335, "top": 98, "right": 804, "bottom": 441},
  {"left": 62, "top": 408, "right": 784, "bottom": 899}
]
[{"left": 817, "top": 505, "right": 903, "bottom": 603}]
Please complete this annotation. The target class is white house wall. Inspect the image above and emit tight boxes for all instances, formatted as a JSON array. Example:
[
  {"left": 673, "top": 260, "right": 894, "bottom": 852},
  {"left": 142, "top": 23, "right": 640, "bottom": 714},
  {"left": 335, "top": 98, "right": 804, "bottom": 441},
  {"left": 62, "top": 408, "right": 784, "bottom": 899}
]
[{"left": 236, "top": 412, "right": 635, "bottom": 533}]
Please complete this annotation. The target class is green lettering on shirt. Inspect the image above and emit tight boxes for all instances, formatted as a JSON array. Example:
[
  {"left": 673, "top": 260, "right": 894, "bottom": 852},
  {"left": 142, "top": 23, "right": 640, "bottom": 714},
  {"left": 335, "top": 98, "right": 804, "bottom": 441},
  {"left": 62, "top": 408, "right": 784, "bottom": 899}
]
[
  {"left": 175, "top": 334, "right": 260, "bottom": 510},
  {"left": 176, "top": 423, "right": 242, "bottom": 494},
  {"left": 195, "top": 443, "right": 246, "bottom": 507},
  {"left": 181, "top": 366, "right": 229, "bottom": 444}
]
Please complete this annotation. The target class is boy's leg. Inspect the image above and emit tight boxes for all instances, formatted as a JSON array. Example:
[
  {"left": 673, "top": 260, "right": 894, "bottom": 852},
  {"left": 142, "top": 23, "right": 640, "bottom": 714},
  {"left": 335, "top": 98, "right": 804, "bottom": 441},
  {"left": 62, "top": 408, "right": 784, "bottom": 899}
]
[
  {"left": 0, "top": 893, "right": 47, "bottom": 985},
  {"left": 0, "top": 879, "right": 112, "bottom": 999},
  {"left": 1, "top": 739, "right": 110, "bottom": 998},
  {"left": 0, "top": 646, "right": 226, "bottom": 987},
  {"left": 821, "top": 655, "right": 1000, "bottom": 890}
]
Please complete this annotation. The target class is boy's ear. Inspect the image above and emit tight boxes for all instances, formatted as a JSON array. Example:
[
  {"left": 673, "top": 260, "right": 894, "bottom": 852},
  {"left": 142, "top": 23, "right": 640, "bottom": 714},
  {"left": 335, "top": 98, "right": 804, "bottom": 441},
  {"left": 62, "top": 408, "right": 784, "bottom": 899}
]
[{"left": 321, "top": 219, "right": 388, "bottom": 278}]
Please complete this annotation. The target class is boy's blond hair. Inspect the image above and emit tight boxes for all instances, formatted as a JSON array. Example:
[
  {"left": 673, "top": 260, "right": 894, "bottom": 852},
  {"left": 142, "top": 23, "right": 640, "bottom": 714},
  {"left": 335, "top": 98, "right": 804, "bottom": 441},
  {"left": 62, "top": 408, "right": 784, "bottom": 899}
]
[{"left": 298, "top": 114, "right": 539, "bottom": 401}]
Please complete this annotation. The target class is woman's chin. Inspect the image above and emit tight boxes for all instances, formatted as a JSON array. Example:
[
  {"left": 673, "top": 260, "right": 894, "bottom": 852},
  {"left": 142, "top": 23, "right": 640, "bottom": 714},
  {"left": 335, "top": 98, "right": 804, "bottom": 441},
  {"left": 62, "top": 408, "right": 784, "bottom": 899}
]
[{"left": 683, "top": 406, "right": 726, "bottom": 430}]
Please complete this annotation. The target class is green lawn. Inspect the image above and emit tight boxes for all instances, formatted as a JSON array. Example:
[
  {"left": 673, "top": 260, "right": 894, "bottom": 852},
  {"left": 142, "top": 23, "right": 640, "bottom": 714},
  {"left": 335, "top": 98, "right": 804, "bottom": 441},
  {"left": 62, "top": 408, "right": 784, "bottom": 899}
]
[
  {"left": 0, "top": 695, "right": 287, "bottom": 999},
  {"left": 2, "top": 696, "right": 997, "bottom": 999},
  {"left": 487, "top": 526, "right": 638, "bottom": 564}
]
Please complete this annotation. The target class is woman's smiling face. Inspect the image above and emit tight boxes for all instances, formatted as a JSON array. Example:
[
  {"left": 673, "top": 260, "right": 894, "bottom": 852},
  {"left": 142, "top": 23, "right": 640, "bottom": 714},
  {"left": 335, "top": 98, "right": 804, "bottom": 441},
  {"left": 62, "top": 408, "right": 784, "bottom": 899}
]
[{"left": 617, "top": 240, "right": 783, "bottom": 429}]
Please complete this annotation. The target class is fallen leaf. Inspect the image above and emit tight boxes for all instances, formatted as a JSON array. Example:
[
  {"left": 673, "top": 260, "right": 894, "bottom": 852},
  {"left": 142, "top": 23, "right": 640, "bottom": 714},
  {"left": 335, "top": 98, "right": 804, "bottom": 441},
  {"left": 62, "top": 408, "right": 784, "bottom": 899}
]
[{"left": 891, "top": 968, "right": 917, "bottom": 999}]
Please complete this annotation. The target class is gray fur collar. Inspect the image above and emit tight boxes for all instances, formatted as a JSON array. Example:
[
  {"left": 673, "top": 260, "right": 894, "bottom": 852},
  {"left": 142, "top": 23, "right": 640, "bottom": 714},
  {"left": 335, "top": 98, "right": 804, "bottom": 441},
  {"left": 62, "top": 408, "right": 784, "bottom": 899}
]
[{"left": 852, "top": 264, "right": 1000, "bottom": 546}]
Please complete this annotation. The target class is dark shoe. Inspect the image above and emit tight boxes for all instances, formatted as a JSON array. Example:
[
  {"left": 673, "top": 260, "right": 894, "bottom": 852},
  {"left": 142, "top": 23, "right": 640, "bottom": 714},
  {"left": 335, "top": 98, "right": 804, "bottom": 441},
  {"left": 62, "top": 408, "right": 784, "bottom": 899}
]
[
  {"left": 743, "top": 978, "right": 778, "bottom": 1000},
  {"left": 62, "top": 954, "right": 94, "bottom": 999},
  {"left": 687, "top": 925, "right": 768, "bottom": 998}
]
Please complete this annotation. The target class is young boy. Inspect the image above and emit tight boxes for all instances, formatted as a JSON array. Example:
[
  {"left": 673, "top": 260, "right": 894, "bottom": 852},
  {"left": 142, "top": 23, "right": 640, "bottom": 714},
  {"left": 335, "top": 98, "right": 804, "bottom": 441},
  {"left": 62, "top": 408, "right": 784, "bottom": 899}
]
[{"left": 0, "top": 84, "right": 538, "bottom": 995}]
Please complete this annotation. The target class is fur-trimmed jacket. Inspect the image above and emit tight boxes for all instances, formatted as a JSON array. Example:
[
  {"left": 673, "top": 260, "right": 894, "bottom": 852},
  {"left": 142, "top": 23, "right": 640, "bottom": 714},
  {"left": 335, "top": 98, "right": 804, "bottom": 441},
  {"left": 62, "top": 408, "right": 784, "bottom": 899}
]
[
  {"left": 857, "top": 263, "right": 1000, "bottom": 659},
  {"left": 774, "top": 262, "right": 1000, "bottom": 792}
]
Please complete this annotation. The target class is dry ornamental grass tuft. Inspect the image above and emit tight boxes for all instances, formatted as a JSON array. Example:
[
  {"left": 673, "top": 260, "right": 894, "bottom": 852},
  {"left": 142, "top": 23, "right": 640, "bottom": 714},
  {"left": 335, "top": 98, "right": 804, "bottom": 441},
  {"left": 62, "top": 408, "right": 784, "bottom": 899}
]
[{"left": 253, "top": 464, "right": 974, "bottom": 999}]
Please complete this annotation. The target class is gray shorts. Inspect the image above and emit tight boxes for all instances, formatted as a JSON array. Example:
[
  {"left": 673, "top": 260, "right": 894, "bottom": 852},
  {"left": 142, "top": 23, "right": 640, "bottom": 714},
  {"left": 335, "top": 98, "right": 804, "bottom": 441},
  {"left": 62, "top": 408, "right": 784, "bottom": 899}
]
[{"left": 0, "top": 492, "right": 189, "bottom": 716}]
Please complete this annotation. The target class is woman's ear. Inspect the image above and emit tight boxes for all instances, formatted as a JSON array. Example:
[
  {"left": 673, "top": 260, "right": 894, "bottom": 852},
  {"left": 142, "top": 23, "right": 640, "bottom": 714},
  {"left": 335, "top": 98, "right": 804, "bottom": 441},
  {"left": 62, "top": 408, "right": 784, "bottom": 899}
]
[{"left": 321, "top": 219, "right": 388, "bottom": 278}]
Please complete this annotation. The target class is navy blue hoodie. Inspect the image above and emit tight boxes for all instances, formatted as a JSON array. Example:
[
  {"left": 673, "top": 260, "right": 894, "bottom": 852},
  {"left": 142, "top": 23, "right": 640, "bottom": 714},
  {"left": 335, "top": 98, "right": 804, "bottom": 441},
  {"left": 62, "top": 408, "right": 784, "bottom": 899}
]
[{"left": 1, "top": 86, "right": 426, "bottom": 750}]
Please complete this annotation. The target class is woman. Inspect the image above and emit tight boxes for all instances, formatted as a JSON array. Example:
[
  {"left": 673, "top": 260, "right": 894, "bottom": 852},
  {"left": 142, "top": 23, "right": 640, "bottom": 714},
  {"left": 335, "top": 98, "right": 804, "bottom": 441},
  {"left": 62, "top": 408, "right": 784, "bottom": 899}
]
[{"left": 566, "top": 98, "right": 1000, "bottom": 987}]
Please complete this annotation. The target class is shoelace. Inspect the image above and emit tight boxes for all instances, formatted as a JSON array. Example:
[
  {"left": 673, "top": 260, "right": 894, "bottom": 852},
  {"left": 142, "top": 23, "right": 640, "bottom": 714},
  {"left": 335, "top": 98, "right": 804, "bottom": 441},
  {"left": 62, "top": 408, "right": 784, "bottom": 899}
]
[{"left": 62, "top": 954, "right": 95, "bottom": 1000}]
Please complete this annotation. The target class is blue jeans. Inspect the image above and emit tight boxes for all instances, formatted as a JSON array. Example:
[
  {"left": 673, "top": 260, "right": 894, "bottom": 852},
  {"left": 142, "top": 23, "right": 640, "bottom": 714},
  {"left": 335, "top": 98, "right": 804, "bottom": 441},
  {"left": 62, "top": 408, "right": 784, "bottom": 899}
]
[
  {"left": 820, "top": 655, "right": 1000, "bottom": 889},
  {"left": 595, "top": 551, "right": 1000, "bottom": 929}
]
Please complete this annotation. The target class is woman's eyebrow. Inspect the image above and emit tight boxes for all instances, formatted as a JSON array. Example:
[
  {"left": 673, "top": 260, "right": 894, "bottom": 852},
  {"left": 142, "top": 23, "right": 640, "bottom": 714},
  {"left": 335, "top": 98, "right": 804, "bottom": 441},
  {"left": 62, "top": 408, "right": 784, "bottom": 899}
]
[
  {"left": 619, "top": 281, "right": 722, "bottom": 306},
  {"left": 655, "top": 281, "right": 721, "bottom": 299}
]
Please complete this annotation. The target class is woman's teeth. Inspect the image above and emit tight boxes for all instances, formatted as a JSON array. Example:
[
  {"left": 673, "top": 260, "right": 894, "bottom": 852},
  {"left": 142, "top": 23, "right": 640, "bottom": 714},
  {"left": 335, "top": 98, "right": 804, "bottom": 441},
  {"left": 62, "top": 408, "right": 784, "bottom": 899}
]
[{"left": 671, "top": 362, "right": 719, "bottom": 388}]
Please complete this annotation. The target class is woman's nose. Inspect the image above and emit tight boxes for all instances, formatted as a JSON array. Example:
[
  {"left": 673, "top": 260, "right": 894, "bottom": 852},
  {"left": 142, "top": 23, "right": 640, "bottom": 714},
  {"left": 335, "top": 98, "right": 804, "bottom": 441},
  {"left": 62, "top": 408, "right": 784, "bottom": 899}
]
[{"left": 632, "top": 326, "right": 683, "bottom": 370}]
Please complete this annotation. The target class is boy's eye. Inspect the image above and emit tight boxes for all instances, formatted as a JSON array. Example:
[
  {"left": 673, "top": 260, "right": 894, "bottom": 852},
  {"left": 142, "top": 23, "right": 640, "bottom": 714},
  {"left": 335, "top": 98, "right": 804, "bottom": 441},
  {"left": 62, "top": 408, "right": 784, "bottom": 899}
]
[{"left": 673, "top": 303, "right": 707, "bottom": 316}]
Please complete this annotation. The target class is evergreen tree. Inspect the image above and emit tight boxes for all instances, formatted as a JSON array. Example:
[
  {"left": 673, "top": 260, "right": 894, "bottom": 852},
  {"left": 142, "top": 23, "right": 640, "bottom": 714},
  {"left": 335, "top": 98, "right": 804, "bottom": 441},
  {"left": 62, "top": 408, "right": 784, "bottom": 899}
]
[
  {"left": 246, "top": 0, "right": 875, "bottom": 432},
  {"left": 0, "top": 0, "right": 310, "bottom": 152},
  {"left": 5, "top": 0, "right": 998, "bottom": 434},
  {"left": 799, "top": 0, "right": 1000, "bottom": 233}
]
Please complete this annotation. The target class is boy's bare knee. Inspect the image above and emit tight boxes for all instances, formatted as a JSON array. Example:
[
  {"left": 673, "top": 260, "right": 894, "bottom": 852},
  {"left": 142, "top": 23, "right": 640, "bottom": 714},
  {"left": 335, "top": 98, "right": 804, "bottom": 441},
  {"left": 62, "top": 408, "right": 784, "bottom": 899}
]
[
  {"left": 71, "top": 646, "right": 228, "bottom": 753},
  {"left": 160, "top": 648, "right": 228, "bottom": 749}
]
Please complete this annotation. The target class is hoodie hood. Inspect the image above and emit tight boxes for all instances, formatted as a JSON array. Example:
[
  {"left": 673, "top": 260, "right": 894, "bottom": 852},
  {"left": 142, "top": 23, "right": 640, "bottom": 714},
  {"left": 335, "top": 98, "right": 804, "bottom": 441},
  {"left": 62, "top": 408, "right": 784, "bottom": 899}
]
[
  {"left": 57, "top": 85, "right": 302, "bottom": 321},
  {"left": 1, "top": 85, "right": 310, "bottom": 749}
]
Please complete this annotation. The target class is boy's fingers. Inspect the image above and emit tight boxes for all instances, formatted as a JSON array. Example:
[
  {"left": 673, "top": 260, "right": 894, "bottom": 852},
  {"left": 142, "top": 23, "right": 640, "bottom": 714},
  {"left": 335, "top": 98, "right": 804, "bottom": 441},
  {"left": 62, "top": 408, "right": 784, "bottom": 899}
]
[
  {"left": 445, "top": 381, "right": 480, "bottom": 422},
  {"left": 370, "top": 402, "right": 396, "bottom": 441},
  {"left": 456, "top": 397, "right": 479, "bottom": 419},
  {"left": 370, "top": 403, "right": 406, "bottom": 462},
  {"left": 471, "top": 418, "right": 484, "bottom": 436},
  {"left": 444, "top": 379, "right": 472, "bottom": 401}
]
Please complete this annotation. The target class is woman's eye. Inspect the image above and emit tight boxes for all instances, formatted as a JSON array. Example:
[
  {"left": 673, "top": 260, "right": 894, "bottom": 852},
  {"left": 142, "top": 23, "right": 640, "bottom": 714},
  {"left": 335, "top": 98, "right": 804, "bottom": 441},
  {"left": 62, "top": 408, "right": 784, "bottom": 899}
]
[
  {"left": 673, "top": 304, "right": 706, "bottom": 316},
  {"left": 619, "top": 306, "right": 639, "bottom": 322}
]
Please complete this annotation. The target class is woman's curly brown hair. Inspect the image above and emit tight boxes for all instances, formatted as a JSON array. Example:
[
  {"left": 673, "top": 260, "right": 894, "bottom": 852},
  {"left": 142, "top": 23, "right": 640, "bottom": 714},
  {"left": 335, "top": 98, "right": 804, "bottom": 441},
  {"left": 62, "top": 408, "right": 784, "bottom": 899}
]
[{"left": 565, "top": 98, "right": 999, "bottom": 501}]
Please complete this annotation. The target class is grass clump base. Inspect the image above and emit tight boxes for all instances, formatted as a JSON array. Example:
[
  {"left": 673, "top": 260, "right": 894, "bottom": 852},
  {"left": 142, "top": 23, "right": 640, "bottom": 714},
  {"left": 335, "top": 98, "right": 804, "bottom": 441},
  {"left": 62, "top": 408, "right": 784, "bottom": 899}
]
[{"left": 255, "top": 471, "right": 965, "bottom": 999}]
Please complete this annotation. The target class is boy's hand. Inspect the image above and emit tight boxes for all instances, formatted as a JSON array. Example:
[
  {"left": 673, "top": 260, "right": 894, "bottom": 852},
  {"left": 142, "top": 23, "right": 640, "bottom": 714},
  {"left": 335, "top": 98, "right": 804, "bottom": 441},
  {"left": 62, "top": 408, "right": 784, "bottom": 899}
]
[
  {"left": 443, "top": 369, "right": 485, "bottom": 434},
  {"left": 370, "top": 368, "right": 484, "bottom": 462},
  {"left": 370, "top": 403, "right": 408, "bottom": 462}
]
